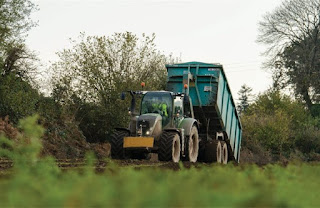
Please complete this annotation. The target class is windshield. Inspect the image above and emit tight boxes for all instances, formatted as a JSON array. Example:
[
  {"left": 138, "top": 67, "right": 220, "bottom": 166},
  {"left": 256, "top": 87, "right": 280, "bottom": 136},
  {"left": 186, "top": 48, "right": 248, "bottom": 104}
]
[{"left": 141, "top": 92, "right": 173, "bottom": 126}]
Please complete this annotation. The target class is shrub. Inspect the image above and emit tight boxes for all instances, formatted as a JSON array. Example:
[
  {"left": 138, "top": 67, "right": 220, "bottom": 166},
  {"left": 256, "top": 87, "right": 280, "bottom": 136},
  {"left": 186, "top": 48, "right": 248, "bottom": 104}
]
[
  {"left": 242, "top": 90, "right": 320, "bottom": 161},
  {"left": 0, "top": 74, "right": 39, "bottom": 124}
]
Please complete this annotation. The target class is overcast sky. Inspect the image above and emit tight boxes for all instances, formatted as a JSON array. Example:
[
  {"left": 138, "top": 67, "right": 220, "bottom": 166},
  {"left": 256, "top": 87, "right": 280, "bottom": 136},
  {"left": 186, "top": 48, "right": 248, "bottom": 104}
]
[{"left": 27, "top": 0, "right": 283, "bottom": 99}]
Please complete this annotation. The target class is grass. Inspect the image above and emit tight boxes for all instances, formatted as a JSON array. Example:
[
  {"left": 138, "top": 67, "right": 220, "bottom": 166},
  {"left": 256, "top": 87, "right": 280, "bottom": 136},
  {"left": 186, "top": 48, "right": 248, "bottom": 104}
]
[{"left": 0, "top": 116, "right": 320, "bottom": 207}]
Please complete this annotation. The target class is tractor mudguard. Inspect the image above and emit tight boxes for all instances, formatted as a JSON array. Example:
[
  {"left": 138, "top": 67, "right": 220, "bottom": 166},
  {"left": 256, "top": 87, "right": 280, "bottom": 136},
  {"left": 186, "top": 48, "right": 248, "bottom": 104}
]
[{"left": 178, "top": 118, "right": 199, "bottom": 136}]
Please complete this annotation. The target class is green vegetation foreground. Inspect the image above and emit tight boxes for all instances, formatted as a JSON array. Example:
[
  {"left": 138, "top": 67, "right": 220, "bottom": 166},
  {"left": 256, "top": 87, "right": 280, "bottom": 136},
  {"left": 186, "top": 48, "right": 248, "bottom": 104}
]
[{"left": 0, "top": 116, "right": 319, "bottom": 207}]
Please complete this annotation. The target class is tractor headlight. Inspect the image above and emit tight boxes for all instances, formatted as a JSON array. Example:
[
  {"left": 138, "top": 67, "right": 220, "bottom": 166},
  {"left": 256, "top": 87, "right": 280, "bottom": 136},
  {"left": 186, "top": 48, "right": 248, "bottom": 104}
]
[{"left": 146, "top": 130, "right": 150, "bottom": 136}]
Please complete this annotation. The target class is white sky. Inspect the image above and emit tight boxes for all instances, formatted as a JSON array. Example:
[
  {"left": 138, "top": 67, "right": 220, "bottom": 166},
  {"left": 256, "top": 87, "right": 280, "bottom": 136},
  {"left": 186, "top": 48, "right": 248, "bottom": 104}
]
[{"left": 27, "top": 0, "right": 283, "bottom": 99}]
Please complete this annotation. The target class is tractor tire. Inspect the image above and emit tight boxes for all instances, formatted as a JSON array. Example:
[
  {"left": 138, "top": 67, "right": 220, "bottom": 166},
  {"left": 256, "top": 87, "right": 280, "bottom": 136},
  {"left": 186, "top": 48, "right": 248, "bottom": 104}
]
[
  {"left": 110, "top": 130, "right": 128, "bottom": 159},
  {"left": 221, "top": 141, "right": 228, "bottom": 164},
  {"left": 158, "top": 131, "right": 181, "bottom": 163},
  {"left": 186, "top": 126, "right": 199, "bottom": 162}
]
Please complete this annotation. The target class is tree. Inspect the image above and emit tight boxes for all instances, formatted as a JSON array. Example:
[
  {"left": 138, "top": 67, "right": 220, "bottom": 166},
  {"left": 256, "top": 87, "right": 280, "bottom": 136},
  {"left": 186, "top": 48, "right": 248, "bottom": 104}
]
[
  {"left": 237, "top": 84, "right": 253, "bottom": 115},
  {"left": 0, "top": 0, "right": 38, "bottom": 82},
  {"left": 0, "top": 0, "right": 37, "bottom": 44},
  {"left": 51, "top": 32, "right": 169, "bottom": 141},
  {"left": 0, "top": 0, "right": 39, "bottom": 121},
  {"left": 257, "top": 0, "right": 320, "bottom": 110}
]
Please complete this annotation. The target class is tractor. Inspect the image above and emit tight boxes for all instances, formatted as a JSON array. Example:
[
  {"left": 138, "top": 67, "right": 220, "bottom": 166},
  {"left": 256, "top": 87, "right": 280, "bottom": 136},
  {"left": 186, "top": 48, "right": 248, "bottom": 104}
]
[{"left": 110, "top": 86, "right": 199, "bottom": 162}]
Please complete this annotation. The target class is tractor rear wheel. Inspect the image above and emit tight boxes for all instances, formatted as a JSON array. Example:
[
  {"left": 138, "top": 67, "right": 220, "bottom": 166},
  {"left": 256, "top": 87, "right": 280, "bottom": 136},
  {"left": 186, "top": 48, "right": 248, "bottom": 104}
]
[
  {"left": 110, "top": 130, "right": 128, "bottom": 159},
  {"left": 158, "top": 131, "right": 181, "bottom": 163},
  {"left": 186, "top": 126, "right": 199, "bottom": 162}
]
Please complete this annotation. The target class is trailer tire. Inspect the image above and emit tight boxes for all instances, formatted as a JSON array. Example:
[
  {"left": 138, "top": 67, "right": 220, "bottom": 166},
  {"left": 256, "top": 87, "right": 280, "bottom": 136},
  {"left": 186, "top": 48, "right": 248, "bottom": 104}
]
[
  {"left": 186, "top": 126, "right": 199, "bottom": 162},
  {"left": 110, "top": 130, "right": 128, "bottom": 159},
  {"left": 197, "top": 139, "right": 206, "bottom": 162},
  {"left": 221, "top": 141, "right": 228, "bottom": 164},
  {"left": 158, "top": 131, "right": 181, "bottom": 163},
  {"left": 216, "top": 140, "right": 222, "bottom": 163}
]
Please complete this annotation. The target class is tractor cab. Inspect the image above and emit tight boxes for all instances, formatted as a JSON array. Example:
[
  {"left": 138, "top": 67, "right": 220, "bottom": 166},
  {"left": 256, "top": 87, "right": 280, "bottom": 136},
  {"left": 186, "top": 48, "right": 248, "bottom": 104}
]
[{"left": 140, "top": 91, "right": 173, "bottom": 127}]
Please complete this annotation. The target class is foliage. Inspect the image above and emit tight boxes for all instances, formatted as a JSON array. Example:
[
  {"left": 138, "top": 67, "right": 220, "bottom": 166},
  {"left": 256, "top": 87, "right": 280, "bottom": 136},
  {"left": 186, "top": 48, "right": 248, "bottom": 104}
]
[
  {"left": 0, "top": 0, "right": 40, "bottom": 125},
  {"left": 75, "top": 103, "right": 114, "bottom": 143},
  {"left": 0, "top": 0, "right": 37, "bottom": 44},
  {"left": 242, "top": 89, "right": 320, "bottom": 160},
  {"left": 51, "top": 32, "right": 169, "bottom": 141},
  {"left": 257, "top": 0, "right": 320, "bottom": 109},
  {"left": 1, "top": 117, "right": 320, "bottom": 207},
  {"left": 0, "top": 74, "right": 39, "bottom": 124},
  {"left": 0, "top": 0, "right": 38, "bottom": 80}
]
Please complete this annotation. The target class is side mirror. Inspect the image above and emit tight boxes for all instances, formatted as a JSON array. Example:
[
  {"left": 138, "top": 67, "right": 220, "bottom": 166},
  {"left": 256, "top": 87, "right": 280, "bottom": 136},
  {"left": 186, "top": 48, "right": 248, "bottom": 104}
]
[{"left": 121, "top": 92, "right": 126, "bottom": 100}]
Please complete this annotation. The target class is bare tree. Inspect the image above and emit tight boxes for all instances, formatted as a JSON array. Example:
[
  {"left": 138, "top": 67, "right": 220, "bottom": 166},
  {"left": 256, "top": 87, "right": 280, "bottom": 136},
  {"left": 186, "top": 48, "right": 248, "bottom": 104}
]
[{"left": 257, "top": 0, "right": 320, "bottom": 109}]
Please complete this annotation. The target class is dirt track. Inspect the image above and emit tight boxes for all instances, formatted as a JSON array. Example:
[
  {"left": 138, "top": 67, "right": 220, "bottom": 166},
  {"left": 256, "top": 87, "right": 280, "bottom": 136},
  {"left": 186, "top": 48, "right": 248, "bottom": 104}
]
[{"left": 0, "top": 157, "right": 211, "bottom": 174}]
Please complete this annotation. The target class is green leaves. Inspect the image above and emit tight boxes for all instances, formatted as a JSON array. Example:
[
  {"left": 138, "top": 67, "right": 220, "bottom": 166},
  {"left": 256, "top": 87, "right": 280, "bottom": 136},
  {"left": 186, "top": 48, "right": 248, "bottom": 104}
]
[
  {"left": 51, "top": 32, "right": 169, "bottom": 141},
  {"left": 242, "top": 90, "right": 320, "bottom": 160},
  {"left": 0, "top": 0, "right": 37, "bottom": 44},
  {"left": 0, "top": 74, "right": 39, "bottom": 124}
]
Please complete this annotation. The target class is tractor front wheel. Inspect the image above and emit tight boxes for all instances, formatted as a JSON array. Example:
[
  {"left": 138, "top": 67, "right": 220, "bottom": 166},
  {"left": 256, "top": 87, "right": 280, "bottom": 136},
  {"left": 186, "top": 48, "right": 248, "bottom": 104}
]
[
  {"left": 158, "top": 131, "right": 181, "bottom": 163},
  {"left": 110, "top": 130, "right": 128, "bottom": 159}
]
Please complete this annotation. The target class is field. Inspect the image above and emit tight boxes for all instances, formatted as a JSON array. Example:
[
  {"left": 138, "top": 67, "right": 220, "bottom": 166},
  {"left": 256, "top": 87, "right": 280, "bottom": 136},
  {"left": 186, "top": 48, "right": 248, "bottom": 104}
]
[
  {"left": 0, "top": 116, "right": 319, "bottom": 207},
  {"left": 0, "top": 156, "right": 320, "bottom": 207}
]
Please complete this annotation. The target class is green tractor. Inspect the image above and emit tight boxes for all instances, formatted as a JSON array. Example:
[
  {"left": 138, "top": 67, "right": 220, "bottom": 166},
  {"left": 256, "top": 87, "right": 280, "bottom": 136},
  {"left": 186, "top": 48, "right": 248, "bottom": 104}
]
[{"left": 110, "top": 90, "right": 199, "bottom": 162}]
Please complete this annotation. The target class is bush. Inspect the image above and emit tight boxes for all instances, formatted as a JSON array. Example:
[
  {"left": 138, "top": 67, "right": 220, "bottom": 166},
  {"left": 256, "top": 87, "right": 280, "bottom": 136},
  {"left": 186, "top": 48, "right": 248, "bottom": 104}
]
[
  {"left": 0, "top": 74, "right": 39, "bottom": 124},
  {"left": 241, "top": 90, "right": 320, "bottom": 161},
  {"left": 75, "top": 102, "right": 127, "bottom": 143}
]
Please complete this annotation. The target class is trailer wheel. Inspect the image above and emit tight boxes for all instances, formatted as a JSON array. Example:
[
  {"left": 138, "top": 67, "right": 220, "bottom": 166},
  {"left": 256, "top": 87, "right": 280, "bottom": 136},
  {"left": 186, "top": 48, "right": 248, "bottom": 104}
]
[
  {"left": 158, "top": 131, "right": 181, "bottom": 163},
  {"left": 197, "top": 139, "right": 206, "bottom": 162},
  {"left": 186, "top": 126, "right": 199, "bottom": 162},
  {"left": 216, "top": 140, "right": 222, "bottom": 163},
  {"left": 110, "top": 130, "right": 128, "bottom": 159},
  {"left": 221, "top": 141, "right": 228, "bottom": 164}
]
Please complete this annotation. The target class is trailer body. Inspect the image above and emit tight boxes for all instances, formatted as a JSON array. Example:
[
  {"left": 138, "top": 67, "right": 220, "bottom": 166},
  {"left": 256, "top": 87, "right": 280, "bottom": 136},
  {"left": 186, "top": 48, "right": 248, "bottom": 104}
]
[{"left": 166, "top": 62, "right": 242, "bottom": 162}]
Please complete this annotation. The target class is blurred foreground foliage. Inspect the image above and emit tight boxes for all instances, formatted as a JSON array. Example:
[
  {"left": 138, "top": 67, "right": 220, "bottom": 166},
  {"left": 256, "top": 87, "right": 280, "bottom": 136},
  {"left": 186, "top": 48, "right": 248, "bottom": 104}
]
[{"left": 0, "top": 116, "right": 320, "bottom": 207}]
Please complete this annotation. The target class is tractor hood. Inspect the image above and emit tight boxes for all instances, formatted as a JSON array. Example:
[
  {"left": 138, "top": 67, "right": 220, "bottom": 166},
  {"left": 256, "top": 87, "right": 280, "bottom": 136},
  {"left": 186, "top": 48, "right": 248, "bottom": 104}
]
[{"left": 136, "top": 113, "right": 162, "bottom": 139}]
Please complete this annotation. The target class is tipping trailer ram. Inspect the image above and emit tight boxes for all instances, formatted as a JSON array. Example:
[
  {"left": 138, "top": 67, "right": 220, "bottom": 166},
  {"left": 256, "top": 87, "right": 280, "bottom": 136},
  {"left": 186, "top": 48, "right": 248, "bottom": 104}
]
[{"left": 110, "top": 61, "right": 242, "bottom": 163}]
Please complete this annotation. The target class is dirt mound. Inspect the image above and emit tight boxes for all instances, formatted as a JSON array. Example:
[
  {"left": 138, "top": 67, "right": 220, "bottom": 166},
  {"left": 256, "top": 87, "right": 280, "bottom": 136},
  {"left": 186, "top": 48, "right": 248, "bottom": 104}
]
[
  {"left": 0, "top": 116, "right": 19, "bottom": 140},
  {"left": 0, "top": 116, "right": 110, "bottom": 160},
  {"left": 41, "top": 120, "right": 111, "bottom": 159},
  {"left": 240, "top": 146, "right": 272, "bottom": 165},
  {"left": 90, "top": 143, "right": 111, "bottom": 159}
]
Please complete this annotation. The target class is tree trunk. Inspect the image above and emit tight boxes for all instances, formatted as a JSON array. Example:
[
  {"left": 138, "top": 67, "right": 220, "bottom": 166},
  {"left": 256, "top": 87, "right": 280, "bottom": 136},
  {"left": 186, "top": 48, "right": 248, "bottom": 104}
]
[{"left": 301, "top": 86, "right": 313, "bottom": 110}]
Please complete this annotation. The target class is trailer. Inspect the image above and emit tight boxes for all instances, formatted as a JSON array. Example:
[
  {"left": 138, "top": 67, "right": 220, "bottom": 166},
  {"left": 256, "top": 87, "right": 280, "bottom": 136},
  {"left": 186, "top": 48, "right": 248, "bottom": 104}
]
[{"left": 166, "top": 62, "right": 242, "bottom": 162}]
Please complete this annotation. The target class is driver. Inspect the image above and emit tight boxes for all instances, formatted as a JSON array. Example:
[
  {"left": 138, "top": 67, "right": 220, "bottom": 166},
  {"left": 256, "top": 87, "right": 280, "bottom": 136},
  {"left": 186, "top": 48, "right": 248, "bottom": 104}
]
[
  {"left": 159, "top": 103, "right": 168, "bottom": 117},
  {"left": 152, "top": 101, "right": 168, "bottom": 117}
]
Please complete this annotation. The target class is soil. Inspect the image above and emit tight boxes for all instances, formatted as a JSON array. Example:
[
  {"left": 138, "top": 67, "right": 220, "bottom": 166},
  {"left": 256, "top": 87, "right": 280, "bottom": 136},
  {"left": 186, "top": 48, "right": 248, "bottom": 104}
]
[
  {"left": 0, "top": 116, "right": 111, "bottom": 160},
  {"left": 0, "top": 153, "right": 214, "bottom": 172}
]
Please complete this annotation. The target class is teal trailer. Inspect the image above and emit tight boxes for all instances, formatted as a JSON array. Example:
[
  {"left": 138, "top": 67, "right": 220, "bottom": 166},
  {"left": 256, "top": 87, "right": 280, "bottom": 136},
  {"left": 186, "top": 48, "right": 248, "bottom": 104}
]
[{"left": 166, "top": 62, "right": 242, "bottom": 162}]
